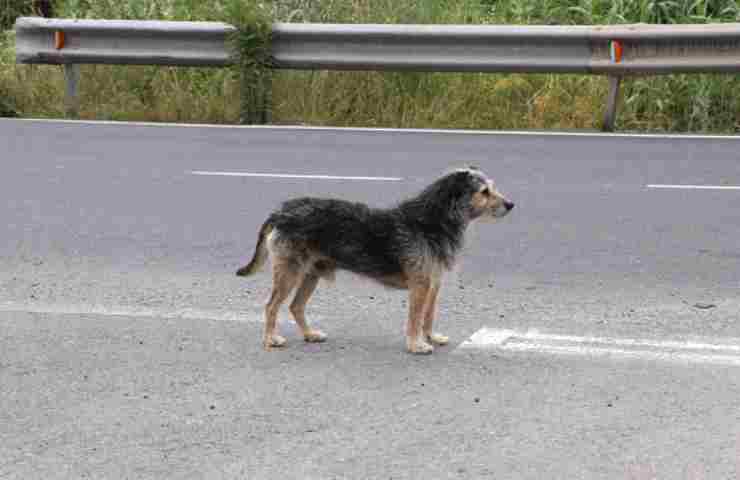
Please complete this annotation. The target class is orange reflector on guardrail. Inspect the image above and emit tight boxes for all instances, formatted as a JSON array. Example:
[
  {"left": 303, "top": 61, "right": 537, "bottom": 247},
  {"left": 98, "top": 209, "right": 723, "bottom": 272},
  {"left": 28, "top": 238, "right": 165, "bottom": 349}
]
[
  {"left": 54, "top": 31, "right": 65, "bottom": 50},
  {"left": 610, "top": 40, "right": 623, "bottom": 63}
]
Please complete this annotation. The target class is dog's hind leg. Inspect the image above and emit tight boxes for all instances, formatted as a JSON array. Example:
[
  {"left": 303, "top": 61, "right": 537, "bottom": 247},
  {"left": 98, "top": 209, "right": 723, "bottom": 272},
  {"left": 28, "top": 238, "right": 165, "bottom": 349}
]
[
  {"left": 406, "top": 278, "right": 435, "bottom": 354},
  {"left": 264, "top": 260, "right": 301, "bottom": 350},
  {"left": 290, "top": 273, "right": 327, "bottom": 343},
  {"left": 422, "top": 281, "right": 448, "bottom": 346}
]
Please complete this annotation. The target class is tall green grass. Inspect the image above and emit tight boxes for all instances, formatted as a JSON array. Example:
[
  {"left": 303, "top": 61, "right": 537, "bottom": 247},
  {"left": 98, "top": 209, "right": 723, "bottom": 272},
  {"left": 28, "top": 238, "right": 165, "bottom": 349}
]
[
  {"left": 1, "top": 0, "right": 739, "bottom": 132},
  {"left": 1, "top": 0, "right": 32, "bottom": 30},
  {"left": 225, "top": 0, "right": 273, "bottom": 124}
]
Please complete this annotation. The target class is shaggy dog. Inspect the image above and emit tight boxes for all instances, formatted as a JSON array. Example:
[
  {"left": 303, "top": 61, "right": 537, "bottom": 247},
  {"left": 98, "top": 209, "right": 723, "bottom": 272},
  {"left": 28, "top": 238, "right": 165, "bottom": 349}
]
[{"left": 237, "top": 167, "right": 514, "bottom": 354}]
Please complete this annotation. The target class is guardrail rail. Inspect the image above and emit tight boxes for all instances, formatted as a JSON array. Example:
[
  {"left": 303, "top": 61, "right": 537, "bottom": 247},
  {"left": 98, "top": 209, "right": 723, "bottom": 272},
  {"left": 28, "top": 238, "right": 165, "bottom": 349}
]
[{"left": 15, "top": 17, "right": 740, "bottom": 130}]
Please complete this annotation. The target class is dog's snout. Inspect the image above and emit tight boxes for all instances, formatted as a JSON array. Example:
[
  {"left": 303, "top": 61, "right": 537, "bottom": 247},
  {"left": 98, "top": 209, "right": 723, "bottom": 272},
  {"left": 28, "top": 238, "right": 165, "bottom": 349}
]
[{"left": 504, "top": 200, "right": 515, "bottom": 211}]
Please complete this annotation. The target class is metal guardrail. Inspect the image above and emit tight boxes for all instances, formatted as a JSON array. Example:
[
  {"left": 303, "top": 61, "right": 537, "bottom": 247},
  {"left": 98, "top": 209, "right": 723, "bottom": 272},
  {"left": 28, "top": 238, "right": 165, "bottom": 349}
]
[
  {"left": 14, "top": 17, "right": 740, "bottom": 130},
  {"left": 273, "top": 23, "right": 740, "bottom": 75},
  {"left": 15, "top": 18, "right": 235, "bottom": 66}
]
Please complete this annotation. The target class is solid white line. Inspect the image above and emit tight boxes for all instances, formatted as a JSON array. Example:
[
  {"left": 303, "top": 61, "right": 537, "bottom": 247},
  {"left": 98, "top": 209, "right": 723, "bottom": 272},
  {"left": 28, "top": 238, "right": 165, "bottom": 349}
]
[
  {"left": 464, "top": 328, "right": 516, "bottom": 347},
  {"left": 522, "top": 330, "right": 740, "bottom": 352},
  {"left": 0, "top": 301, "right": 262, "bottom": 324},
  {"left": 4, "top": 118, "right": 740, "bottom": 141},
  {"left": 647, "top": 184, "right": 740, "bottom": 191},
  {"left": 190, "top": 171, "right": 403, "bottom": 181},
  {"left": 502, "top": 342, "right": 740, "bottom": 367},
  {"left": 457, "top": 327, "right": 740, "bottom": 366}
]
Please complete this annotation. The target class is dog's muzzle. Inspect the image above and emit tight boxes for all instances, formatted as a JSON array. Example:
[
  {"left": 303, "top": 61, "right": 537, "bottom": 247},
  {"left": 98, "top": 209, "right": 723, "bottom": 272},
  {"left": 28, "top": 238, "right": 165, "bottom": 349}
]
[{"left": 493, "top": 200, "right": 515, "bottom": 218}]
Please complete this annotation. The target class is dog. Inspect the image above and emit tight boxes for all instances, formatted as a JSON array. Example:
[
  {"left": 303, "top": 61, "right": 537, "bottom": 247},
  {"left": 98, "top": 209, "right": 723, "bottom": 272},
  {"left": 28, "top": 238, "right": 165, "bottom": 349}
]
[{"left": 236, "top": 166, "right": 514, "bottom": 354}]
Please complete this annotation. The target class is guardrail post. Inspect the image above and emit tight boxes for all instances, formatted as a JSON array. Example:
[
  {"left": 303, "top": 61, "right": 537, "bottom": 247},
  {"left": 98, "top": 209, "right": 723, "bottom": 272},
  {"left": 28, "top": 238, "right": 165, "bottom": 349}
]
[
  {"left": 602, "top": 75, "right": 621, "bottom": 132},
  {"left": 63, "top": 63, "right": 80, "bottom": 118}
]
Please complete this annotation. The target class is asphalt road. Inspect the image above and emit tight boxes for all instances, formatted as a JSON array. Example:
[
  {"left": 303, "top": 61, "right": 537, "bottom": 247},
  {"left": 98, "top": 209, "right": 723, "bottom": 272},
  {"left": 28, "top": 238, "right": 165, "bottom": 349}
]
[{"left": 2, "top": 119, "right": 740, "bottom": 479}]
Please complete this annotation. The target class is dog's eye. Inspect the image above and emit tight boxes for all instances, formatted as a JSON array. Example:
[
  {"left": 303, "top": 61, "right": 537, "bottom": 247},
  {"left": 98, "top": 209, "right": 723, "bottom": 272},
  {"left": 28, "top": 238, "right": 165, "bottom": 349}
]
[{"left": 480, "top": 188, "right": 491, "bottom": 196}]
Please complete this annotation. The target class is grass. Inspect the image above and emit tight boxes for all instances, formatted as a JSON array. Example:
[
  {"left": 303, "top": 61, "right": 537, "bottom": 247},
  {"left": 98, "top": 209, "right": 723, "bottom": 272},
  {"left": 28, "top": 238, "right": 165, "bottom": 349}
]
[
  {"left": 225, "top": 0, "right": 273, "bottom": 124},
  {"left": 1, "top": 1, "right": 33, "bottom": 31},
  {"left": 1, "top": 0, "right": 740, "bottom": 132}
]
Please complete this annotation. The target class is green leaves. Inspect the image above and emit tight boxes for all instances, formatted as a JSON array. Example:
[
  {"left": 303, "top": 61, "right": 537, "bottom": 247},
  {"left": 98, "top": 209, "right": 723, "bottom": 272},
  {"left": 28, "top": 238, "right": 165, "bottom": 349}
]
[
  {"left": 1, "top": 0, "right": 33, "bottom": 30},
  {"left": 224, "top": 0, "right": 273, "bottom": 124}
]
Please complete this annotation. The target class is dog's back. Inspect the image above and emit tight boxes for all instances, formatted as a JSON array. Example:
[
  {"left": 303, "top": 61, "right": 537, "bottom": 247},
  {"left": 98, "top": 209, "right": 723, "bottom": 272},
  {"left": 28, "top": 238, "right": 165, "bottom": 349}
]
[{"left": 269, "top": 197, "right": 404, "bottom": 277}]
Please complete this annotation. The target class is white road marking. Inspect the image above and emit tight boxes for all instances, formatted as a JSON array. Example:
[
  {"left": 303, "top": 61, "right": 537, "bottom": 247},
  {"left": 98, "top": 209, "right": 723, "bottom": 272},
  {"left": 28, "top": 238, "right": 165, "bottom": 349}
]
[
  {"left": 457, "top": 328, "right": 740, "bottom": 366},
  {"left": 190, "top": 171, "right": 403, "bottom": 181},
  {"left": 5, "top": 118, "right": 740, "bottom": 140},
  {"left": 0, "top": 301, "right": 263, "bottom": 324},
  {"left": 647, "top": 184, "right": 740, "bottom": 191}
]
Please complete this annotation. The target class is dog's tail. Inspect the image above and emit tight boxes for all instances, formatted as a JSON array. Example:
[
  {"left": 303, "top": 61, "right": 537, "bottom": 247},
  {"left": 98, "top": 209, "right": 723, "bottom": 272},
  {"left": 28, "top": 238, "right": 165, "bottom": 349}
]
[{"left": 236, "top": 219, "right": 274, "bottom": 277}]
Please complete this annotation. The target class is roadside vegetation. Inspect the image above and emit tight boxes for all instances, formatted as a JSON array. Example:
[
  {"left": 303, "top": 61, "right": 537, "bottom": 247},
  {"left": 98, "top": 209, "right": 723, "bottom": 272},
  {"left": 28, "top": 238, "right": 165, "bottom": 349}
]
[{"left": 1, "top": 0, "right": 739, "bottom": 132}]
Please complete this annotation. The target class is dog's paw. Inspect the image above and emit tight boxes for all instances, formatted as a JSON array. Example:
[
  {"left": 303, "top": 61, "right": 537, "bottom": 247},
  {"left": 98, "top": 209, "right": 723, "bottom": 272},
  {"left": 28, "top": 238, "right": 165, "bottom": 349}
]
[
  {"left": 407, "top": 339, "right": 434, "bottom": 355},
  {"left": 304, "top": 329, "right": 328, "bottom": 343},
  {"left": 425, "top": 332, "right": 449, "bottom": 346},
  {"left": 264, "top": 335, "right": 287, "bottom": 350}
]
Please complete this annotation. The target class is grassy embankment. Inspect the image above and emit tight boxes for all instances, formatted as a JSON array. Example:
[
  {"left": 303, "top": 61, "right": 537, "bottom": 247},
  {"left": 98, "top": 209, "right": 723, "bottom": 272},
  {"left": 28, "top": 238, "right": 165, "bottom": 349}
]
[{"left": 1, "top": 0, "right": 739, "bottom": 132}]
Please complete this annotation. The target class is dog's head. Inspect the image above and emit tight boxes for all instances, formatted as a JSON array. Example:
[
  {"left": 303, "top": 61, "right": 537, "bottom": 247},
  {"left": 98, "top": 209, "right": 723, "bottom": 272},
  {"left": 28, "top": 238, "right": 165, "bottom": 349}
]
[{"left": 444, "top": 166, "right": 514, "bottom": 222}]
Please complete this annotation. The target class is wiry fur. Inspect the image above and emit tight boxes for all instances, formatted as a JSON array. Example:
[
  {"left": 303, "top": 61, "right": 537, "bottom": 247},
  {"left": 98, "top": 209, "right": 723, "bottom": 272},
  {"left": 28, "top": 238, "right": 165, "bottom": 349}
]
[{"left": 237, "top": 167, "right": 514, "bottom": 354}]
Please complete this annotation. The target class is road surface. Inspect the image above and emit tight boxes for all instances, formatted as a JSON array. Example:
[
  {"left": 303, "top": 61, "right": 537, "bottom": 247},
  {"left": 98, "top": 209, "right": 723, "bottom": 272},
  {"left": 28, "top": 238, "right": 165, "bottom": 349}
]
[{"left": 2, "top": 119, "right": 740, "bottom": 479}]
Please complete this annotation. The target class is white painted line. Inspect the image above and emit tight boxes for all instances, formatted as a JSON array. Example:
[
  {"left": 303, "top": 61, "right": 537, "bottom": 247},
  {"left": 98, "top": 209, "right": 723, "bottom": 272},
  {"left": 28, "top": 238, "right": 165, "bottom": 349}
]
[
  {"left": 457, "top": 327, "right": 740, "bottom": 366},
  {"left": 5, "top": 118, "right": 740, "bottom": 141},
  {"left": 0, "top": 301, "right": 262, "bottom": 324},
  {"left": 647, "top": 184, "right": 740, "bottom": 191},
  {"left": 501, "top": 343, "right": 740, "bottom": 367},
  {"left": 190, "top": 171, "right": 403, "bottom": 181},
  {"left": 464, "top": 328, "right": 516, "bottom": 347},
  {"left": 522, "top": 329, "right": 740, "bottom": 353}
]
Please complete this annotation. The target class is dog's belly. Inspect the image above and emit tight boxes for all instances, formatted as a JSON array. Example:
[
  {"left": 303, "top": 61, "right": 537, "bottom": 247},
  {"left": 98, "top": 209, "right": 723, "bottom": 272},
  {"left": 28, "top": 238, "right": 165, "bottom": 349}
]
[
  {"left": 374, "top": 273, "right": 409, "bottom": 289},
  {"left": 311, "top": 258, "right": 408, "bottom": 289},
  {"left": 323, "top": 242, "right": 404, "bottom": 277}
]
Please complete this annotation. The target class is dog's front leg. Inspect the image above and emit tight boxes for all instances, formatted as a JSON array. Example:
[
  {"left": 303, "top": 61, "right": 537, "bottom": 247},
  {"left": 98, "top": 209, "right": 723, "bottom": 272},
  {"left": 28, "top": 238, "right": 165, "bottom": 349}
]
[
  {"left": 406, "top": 278, "right": 434, "bottom": 354},
  {"left": 422, "top": 281, "right": 449, "bottom": 346}
]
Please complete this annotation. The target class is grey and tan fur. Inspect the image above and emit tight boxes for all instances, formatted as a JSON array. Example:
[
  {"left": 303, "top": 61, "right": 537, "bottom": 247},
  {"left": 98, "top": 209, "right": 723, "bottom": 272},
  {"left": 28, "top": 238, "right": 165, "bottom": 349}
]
[{"left": 237, "top": 167, "right": 514, "bottom": 354}]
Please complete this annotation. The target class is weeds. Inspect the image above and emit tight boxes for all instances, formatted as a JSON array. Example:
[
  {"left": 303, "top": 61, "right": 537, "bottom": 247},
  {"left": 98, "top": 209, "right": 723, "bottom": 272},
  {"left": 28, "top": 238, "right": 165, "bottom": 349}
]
[
  {"left": 1, "top": 0, "right": 33, "bottom": 30},
  {"left": 224, "top": 0, "right": 273, "bottom": 124}
]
